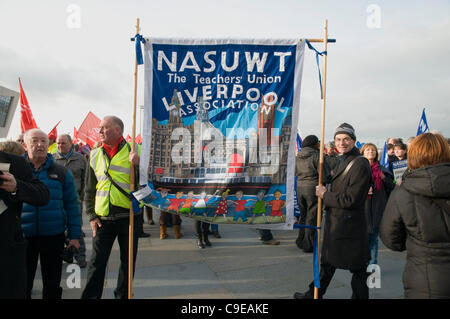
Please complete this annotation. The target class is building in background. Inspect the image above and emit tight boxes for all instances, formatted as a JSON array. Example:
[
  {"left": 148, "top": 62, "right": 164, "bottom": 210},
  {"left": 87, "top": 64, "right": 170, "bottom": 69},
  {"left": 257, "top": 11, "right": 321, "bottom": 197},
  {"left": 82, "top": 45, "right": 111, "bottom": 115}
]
[{"left": 0, "top": 85, "right": 19, "bottom": 138}]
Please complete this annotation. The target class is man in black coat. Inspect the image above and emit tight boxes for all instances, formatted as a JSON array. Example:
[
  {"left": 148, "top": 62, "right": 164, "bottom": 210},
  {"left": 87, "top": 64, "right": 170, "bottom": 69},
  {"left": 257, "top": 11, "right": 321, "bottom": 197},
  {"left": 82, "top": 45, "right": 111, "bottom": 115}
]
[
  {"left": 294, "top": 123, "right": 372, "bottom": 299},
  {"left": 0, "top": 150, "right": 50, "bottom": 299}
]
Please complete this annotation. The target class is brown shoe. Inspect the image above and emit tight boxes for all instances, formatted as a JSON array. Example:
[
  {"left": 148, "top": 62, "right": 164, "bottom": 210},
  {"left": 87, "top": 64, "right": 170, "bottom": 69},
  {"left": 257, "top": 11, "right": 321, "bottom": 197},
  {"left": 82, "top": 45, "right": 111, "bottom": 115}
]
[
  {"left": 173, "top": 225, "right": 184, "bottom": 239},
  {"left": 160, "top": 225, "right": 168, "bottom": 239}
]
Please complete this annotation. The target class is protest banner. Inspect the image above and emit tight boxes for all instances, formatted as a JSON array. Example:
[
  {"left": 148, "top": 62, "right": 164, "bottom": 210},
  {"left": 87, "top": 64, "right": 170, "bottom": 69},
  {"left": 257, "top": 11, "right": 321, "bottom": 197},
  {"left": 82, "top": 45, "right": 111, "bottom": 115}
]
[
  {"left": 139, "top": 37, "right": 306, "bottom": 229},
  {"left": 130, "top": 18, "right": 335, "bottom": 300},
  {"left": 392, "top": 159, "right": 408, "bottom": 183}
]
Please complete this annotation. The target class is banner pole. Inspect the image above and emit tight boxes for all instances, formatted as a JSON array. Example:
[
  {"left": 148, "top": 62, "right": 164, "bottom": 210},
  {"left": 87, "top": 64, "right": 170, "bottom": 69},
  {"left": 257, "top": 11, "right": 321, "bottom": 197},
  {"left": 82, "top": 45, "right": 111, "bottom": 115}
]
[
  {"left": 128, "top": 17, "right": 140, "bottom": 300},
  {"left": 314, "top": 19, "right": 328, "bottom": 300}
]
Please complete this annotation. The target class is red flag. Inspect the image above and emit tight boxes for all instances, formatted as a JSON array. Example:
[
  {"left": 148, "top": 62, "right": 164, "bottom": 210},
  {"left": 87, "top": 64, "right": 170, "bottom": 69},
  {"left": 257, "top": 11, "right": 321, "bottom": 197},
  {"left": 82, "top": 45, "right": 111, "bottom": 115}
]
[
  {"left": 135, "top": 134, "right": 142, "bottom": 144},
  {"left": 18, "top": 78, "right": 38, "bottom": 133},
  {"left": 48, "top": 120, "right": 61, "bottom": 140},
  {"left": 76, "top": 112, "right": 101, "bottom": 148},
  {"left": 126, "top": 134, "right": 132, "bottom": 142},
  {"left": 73, "top": 126, "right": 79, "bottom": 144}
]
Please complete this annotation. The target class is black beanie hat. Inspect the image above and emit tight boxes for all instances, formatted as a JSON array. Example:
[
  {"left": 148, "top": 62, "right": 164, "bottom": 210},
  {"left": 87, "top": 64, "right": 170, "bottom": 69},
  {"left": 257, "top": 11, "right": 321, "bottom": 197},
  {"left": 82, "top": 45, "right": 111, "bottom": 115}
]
[
  {"left": 302, "top": 135, "right": 319, "bottom": 148},
  {"left": 334, "top": 123, "right": 356, "bottom": 141}
]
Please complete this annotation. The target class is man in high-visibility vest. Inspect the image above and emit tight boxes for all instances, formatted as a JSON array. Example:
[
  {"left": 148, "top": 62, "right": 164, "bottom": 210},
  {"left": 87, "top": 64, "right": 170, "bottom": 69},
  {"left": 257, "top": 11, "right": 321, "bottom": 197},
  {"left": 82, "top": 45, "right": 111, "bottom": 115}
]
[{"left": 81, "top": 115, "right": 141, "bottom": 299}]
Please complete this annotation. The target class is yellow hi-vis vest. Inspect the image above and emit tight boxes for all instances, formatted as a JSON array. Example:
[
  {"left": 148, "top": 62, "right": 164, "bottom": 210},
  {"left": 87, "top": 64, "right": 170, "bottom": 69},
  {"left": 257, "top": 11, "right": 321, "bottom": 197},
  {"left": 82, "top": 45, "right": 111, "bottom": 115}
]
[
  {"left": 90, "top": 143, "right": 140, "bottom": 217},
  {"left": 48, "top": 143, "right": 58, "bottom": 154}
]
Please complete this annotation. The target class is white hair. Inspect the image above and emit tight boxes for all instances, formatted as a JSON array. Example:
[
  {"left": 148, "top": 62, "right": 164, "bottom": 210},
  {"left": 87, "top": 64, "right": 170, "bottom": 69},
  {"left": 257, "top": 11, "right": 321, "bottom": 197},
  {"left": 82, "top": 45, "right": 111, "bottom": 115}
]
[{"left": 24, "top": 129, "right": 49, "bottom": 142}]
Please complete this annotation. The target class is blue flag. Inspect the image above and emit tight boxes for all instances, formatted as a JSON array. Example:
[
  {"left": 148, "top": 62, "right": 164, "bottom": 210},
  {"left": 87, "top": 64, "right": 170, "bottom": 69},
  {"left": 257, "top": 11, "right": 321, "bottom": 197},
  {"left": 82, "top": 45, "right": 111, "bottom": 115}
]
[
  {"left": 356, "top": 141, "right": 365, "bottom": 149},
  {"left": 296, "top": 133, "right": 302, "bottom": 152},
  {"left": 380, "top": 141, "right": 389, "bottom": 169},
  {"left": 416, "top": 108, "right": 429, "bottom": 136}
]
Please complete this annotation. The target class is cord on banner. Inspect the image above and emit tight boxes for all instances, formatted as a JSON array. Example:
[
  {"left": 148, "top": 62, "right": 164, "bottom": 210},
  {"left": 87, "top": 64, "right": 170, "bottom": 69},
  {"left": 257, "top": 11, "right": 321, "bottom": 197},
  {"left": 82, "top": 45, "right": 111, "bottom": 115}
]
[
  {"left": 305, "top": 39, "right": 327, "bottom": 100},
  {"left": 131, "top": 34, "right": 146, "bottom": 65}
]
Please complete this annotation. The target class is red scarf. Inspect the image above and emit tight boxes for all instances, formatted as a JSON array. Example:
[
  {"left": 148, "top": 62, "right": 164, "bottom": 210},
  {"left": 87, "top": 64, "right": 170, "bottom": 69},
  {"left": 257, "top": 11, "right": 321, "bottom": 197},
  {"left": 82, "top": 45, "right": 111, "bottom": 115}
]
[
  {"left": 370, "top": 162, "right": 383, "bottom": 198},
  {"left": 103, "top": 136, "right": 124, "bottom": 159}
]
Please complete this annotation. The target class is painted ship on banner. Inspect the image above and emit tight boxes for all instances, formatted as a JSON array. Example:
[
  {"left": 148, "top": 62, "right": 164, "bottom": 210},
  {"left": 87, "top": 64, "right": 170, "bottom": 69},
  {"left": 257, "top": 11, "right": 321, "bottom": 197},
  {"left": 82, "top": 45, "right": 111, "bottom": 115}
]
[{"left": 154, "top": 159, "right": 273, "bottom": 195}]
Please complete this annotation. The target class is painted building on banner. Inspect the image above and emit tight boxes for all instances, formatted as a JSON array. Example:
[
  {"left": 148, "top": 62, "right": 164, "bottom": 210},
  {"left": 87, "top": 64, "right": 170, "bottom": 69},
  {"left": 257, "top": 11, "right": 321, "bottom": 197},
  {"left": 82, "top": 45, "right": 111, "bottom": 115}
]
[{"left": 148, "top": 90, "right": 291, "bottom": 193}]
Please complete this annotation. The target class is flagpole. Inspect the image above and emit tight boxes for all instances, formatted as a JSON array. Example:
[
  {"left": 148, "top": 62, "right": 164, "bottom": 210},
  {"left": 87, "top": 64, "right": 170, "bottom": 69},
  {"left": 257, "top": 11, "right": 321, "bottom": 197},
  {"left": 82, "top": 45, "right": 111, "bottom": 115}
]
[
  {"left": 128, "top": 17, "right": 140, "bottom": 299},
  {"left": 314, "top": 19, "right": 329, "bottom": 300}
]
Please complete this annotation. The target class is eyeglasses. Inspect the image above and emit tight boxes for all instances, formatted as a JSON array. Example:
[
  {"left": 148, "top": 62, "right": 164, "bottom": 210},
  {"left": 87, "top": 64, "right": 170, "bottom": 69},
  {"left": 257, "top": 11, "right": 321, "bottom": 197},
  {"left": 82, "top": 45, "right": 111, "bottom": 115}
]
[{"left": 335, "top": 137, "right": 353, "bottom": 143}]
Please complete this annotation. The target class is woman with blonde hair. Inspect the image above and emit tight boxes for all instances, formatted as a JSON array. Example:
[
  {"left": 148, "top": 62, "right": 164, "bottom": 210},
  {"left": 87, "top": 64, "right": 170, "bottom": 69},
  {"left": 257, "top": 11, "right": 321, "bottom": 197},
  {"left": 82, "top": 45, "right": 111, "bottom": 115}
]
[{"left": 380, "top": 133, "right": 450, "bottom": 298}]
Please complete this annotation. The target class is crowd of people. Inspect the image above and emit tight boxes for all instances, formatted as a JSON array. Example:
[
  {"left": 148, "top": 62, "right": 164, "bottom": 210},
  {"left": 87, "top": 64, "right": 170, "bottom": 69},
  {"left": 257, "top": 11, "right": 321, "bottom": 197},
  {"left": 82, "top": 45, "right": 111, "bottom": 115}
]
[
  {"left": 294, "top": 124, "right": 450, "bottom": 299},
  {"left": 0, "top": 117, "right": 449, "bottom": 299}
]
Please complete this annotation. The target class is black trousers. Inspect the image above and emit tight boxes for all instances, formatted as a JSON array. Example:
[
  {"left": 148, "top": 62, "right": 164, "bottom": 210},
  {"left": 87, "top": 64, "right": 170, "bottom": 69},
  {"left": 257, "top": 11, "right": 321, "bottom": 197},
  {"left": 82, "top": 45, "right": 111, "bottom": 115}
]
[
  {"left": 136, "top": 209, "right": 145, "bottom": 235},
  {"left": 194, "top": 220, "right": 210, "bottom": 238},
  {"left": 308, "top": 262, "right": 369, "bottom": 299},
  {"left": 296, "top": 185, "right": 319, "bottom": 251},
  {"left": 257, "top": 229, "right": 274, "bottom": 241},
  {"left": 81, "top": 218, "right": 139, "bottom": 299},
  {"left": 26, "top": 233, "right": 65, "bottom": 299}
]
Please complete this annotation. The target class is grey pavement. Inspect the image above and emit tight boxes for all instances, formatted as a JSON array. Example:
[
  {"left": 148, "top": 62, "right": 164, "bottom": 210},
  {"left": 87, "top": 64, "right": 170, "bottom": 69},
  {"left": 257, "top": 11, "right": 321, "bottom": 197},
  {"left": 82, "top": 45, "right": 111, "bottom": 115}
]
[{"left": 30, "top": 211, "right": 406, "bottom": 299}]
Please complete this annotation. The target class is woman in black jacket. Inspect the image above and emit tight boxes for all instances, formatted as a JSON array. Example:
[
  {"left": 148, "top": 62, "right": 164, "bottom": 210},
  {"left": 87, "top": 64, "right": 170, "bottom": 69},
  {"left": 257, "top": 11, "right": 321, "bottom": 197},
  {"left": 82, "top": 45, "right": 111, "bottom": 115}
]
[
  {"left": 360, "top": 143, "right": 394, "bottom": 265},
  {"left": 295, "top": 135, "right": 330, "bottom": 252},
  {"left": 380, "top": 133, "right": 450, "bottom": 299}
]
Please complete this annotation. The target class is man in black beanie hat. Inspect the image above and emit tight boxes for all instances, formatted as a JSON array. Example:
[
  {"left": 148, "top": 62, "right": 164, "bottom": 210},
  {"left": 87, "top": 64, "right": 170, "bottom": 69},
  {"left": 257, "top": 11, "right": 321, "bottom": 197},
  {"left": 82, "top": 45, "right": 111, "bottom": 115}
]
[
  {"left": 294, "top": 123, "right": 372, "bottom": 299},
  {"left": 295, "top": 135, "right": 330, "bottom": 253}
]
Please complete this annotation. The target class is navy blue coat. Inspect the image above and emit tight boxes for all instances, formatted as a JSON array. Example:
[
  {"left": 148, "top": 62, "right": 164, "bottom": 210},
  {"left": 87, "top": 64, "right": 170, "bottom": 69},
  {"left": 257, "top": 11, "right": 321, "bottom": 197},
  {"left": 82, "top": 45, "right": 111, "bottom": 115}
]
[{"left": 21, "top": 154, "right": 81, "bottom": 240}]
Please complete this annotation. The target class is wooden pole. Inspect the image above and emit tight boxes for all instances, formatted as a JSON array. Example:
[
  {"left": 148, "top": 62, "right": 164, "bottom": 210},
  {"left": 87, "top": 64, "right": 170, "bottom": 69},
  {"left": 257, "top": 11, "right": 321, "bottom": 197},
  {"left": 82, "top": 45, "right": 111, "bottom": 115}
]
[
  {"left": 128, "top": 17, "right": 140, "bottom": 299},
  {"left": 314, "top": 19, "right": 328, "bottom": 300}
]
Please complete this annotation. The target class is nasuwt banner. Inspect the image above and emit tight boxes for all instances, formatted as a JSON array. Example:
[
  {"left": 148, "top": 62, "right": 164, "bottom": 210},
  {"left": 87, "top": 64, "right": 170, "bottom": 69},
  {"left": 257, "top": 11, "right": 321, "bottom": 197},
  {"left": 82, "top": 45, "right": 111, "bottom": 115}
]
[{"left": 139, "top": 38, "right": 305, "bottom": 229}]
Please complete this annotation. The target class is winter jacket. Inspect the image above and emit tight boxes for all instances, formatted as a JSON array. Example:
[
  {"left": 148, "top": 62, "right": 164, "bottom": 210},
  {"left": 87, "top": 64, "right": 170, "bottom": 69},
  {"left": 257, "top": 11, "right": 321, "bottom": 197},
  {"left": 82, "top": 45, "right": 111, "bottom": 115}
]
[
  {"left": 325, "top": 154, "right": 339, "bottom": 174},
  {"left": 321, "top": 147, "right": 372, "bottom": 270},
  {"left": 54, "top": 149, "right": 87, "bottom": 201},
  {"left": 21, "top": 154, "right": 81, "bottom": 240},
  {"left": 295, "top": 146, "right": 330, "bottom": 186},
  {"left": 364, "top": 165, "right": 394, "bottom": 234},
  {"left": 380, "top": 162, "right": 450, "bottom": 299},
  {"left": 0, "top": 151, "right": 50, "bottom": 298}
]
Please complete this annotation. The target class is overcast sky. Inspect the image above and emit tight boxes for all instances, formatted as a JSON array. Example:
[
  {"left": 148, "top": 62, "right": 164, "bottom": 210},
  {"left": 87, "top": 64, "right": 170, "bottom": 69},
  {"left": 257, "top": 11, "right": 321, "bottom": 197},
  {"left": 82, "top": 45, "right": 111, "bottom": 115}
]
[{"left": 1, "top": 0, "right": 449, "bottom": 146}]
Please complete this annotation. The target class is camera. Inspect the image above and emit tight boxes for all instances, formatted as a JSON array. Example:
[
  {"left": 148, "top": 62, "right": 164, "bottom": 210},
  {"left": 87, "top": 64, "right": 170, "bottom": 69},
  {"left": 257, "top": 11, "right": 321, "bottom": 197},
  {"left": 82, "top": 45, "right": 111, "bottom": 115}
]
[{"left": 61, "top": 238, "right": 79, "bottom": 264}]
